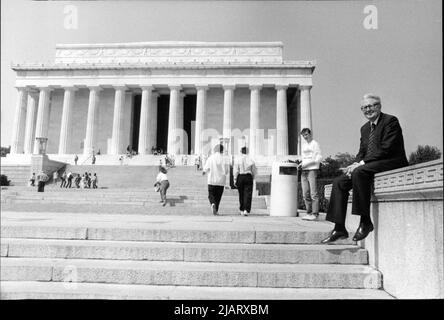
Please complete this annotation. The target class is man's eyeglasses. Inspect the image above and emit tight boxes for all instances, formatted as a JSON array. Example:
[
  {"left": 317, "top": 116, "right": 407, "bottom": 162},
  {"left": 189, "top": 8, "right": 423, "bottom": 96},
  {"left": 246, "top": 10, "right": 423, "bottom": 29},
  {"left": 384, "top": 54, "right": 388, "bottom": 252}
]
[{"left": 361, "top": 103, "right": 380, "bottom": 111}]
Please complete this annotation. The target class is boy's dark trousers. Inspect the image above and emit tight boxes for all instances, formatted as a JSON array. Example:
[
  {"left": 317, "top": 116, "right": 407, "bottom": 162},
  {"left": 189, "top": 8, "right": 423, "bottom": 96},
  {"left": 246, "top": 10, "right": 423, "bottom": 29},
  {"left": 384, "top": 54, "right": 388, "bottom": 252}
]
[
  {"left": 208, "top": 185, "right": 224, "bottom": 211},
  {"left": 236, "top": 173, "right": 253, "bottom": 213}
]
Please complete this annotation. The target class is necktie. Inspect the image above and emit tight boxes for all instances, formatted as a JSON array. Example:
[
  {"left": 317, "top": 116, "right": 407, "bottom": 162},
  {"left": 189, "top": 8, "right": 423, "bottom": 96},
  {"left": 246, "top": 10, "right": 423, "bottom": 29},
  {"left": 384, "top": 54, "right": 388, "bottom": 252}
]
[{"left": 366, "top": 123, "right": 377, "bottom": 158}]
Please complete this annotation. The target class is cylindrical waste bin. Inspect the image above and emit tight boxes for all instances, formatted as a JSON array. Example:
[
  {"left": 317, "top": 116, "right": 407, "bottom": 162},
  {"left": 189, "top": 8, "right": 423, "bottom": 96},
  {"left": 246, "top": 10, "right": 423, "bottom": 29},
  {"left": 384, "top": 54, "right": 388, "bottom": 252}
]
[{"left": 269, "top": 161, "right": 299, "bottom": 217}]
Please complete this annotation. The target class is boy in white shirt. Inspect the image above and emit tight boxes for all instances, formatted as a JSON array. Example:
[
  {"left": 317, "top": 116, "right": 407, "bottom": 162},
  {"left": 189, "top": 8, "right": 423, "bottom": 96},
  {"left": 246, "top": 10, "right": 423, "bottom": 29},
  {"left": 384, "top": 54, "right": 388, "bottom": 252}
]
[
  {"left": 203, "top": 144, "right": 229, "bottom": 215},
  {"left": 299, "top": 128, "right": 323, "bottom": 221}
]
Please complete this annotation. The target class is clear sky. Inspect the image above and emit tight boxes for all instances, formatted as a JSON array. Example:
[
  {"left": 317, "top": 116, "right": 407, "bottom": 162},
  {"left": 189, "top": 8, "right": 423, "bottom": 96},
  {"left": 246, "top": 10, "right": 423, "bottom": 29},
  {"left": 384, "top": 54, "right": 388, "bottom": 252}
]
[{"left": 1, "top": 0, "right": 442, "bottom": 157}]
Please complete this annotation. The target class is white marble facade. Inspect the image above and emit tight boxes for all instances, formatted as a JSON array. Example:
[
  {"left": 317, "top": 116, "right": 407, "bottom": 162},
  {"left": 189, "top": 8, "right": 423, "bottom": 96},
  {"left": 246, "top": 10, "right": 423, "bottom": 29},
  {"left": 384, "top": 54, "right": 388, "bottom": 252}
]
[{"left": 9, "top": 41, "right": 315, "bottom": 158}]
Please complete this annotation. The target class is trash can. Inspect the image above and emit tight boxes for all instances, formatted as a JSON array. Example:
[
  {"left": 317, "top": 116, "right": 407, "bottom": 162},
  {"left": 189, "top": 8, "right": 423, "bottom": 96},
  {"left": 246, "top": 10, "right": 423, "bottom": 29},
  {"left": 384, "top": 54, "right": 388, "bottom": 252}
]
[{"left": 269, "top": 161, "right": 299, "bottom": 217}]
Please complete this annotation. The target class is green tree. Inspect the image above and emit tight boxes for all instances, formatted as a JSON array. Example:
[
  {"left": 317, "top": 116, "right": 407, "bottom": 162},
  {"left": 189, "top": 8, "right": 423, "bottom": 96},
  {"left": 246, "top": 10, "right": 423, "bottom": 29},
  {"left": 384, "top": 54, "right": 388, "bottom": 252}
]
[
  {"left": 319, "top": 156, "right": 341, "bottom": 179},
  {"left": 319, "top": 152, "right": 356, "bottom": 179},
  {"left": 408, "top": 145, "right": 442, "bottom": 165},
  {"left": 334, "top": 152, "right": 357, "bottom": 168}
]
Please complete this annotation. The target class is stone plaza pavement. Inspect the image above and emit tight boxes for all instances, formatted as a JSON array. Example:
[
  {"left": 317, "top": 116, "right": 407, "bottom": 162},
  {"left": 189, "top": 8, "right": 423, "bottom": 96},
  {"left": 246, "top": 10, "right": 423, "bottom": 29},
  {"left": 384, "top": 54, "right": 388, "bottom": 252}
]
[{"left": 0, "top": 209, "right": 393, "bottom": 299}]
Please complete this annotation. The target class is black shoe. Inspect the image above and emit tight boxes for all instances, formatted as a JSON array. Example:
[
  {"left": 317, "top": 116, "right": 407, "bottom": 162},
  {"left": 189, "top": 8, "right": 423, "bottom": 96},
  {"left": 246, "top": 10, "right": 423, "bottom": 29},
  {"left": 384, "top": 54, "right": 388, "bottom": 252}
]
[
  {"left": 321, "top": 230, "right": 349, "bottom": 244},
  {"left": 352, "top": 223, "right": 374, "bottom": 241}
]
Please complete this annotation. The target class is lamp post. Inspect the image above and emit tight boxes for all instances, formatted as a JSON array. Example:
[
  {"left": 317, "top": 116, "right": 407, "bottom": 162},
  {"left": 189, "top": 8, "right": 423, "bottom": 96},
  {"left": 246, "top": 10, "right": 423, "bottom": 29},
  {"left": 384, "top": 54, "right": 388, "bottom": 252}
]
[{"left": 35, "top": 137, "right": 48, "bottom": 155}]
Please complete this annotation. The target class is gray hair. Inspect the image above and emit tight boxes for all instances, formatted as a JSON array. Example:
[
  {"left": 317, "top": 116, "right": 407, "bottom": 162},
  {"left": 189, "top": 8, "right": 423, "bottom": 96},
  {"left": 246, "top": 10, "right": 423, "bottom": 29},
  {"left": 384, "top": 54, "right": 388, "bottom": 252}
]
[{"left": 362, "top": 93, "right": 381, "bottom": 103}]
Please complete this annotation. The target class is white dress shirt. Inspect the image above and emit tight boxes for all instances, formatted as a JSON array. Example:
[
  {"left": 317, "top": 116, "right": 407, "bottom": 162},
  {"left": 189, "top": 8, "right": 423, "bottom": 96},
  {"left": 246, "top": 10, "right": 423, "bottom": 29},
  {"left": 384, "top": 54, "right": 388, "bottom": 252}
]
[
  {"left": 233, "top": 154, "right": 257, "bottom": 178},
  {"left": 203, "top": 152, "right": 229, "bottom": 186}
]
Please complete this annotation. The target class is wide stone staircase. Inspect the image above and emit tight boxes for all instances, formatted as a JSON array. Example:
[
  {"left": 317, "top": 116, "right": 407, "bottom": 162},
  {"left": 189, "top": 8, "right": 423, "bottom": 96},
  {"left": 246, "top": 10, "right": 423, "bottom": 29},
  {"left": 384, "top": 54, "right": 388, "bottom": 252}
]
[
  {"left": 1, "top": 165, "right": 31, "bottom": 186},
  {"left": 0, "top": 165, "right": 392, "bottom": 299},
  {"left": 0, "top": 212, "right": 391, "bottom": 299},
  {"left": 1, "top": 166, "right": 268, "bottom": 215}
]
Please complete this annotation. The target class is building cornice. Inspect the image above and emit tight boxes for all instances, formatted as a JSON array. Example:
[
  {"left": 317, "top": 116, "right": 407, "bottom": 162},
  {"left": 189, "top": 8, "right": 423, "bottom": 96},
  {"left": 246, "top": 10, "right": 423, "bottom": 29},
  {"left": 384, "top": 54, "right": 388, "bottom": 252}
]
[
  {"left": 55, "top": 41, "right": 285, "bottom": 49},
  {"left": 12, "top": 60, "right": 316, "bottom": 71}
]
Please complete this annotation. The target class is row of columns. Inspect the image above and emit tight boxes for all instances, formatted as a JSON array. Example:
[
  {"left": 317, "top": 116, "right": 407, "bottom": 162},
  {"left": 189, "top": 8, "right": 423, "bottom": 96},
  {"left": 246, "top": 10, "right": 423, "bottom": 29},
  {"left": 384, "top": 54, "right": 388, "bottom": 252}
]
[{"left": 10, "top": 84, "right": 312, "bottom": 156}]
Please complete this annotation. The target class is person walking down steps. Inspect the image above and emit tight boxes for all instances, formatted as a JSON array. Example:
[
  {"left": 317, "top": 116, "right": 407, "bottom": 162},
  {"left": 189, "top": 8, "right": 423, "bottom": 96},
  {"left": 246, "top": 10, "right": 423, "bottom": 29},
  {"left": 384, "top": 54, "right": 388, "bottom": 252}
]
[{"left": 155, "top": 166, "right": 170, "bottom": 206}]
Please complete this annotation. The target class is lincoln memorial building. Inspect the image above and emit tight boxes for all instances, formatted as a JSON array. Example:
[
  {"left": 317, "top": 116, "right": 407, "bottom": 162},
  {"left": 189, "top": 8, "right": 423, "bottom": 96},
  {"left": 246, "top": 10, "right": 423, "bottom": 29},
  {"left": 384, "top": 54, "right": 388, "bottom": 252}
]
[{"left": 8, "top": 41, "right": 315, "bottom": 164}]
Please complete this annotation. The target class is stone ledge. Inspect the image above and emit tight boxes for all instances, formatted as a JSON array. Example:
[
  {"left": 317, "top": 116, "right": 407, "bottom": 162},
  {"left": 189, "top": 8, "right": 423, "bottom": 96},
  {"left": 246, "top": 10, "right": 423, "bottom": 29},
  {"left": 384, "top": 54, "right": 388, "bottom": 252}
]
[
  {"left": 373, "top": 159, "right": 443, "bottom": 200},
  {"left": 324, "top": 159, "right": 443, "bottom": 201}
]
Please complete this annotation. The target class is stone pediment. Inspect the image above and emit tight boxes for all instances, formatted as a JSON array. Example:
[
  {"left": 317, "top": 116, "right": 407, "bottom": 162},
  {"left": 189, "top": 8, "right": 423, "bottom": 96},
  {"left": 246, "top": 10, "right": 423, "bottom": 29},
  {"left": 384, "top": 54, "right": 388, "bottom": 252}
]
[{"left": 54, "top": 41, "right": 284, "bottom": 65}]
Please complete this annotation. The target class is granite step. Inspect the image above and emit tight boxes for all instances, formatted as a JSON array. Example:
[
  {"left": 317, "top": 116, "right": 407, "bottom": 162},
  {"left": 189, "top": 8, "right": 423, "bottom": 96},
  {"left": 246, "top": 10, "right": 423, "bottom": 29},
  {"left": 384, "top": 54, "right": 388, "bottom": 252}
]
[
  {"left": 0, "top": 257, "right": 382, "bottom": 288},
  {"left": 3, "top": 193, "right": 264, "bottom": 202},
  {"left": 1, "top": 188, "right": 244, "bottom": 196},
  {"left": 0, "top": 202, "right": 270, "bottom": 215},
  {"left": 0, "top": 281, "right": 393, "bottom": 300},
  {"left": 2, "top": 198, "right": 266, "bottom": 209},
  {"left": 1, "top": 238, "right": 368, "bottom": 264},
  {"left": 0, "top": 222, "right": 353, "bottom": 245}
]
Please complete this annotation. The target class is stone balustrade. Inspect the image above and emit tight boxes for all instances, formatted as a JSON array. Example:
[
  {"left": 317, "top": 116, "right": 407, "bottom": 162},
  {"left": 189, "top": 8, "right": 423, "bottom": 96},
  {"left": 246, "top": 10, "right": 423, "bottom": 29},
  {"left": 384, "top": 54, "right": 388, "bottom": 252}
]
[{"left": 324, "top": 159, "right": 443, "bottom": 298}]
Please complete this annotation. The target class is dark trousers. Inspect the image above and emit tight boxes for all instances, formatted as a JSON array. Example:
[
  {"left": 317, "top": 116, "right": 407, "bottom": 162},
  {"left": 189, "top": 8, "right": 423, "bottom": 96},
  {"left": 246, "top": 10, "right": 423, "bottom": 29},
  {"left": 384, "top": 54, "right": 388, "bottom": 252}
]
[
  {"left": 37, "top": 181, "right": 45, "bottom": 192},
  {"left": 236, "top": 174, "right": 253, "bottom": 213},
  {"left": 159, "top": 180, "right": 170, "bottom": 202},
  {"left": 326, "top": 158, "right": 407, "bottom": 225},
  {"left": 66, "top": 178, "right": 72, "bottom": 188},
  {"left": 60, "top": 179, "right": 65, "bottom": 188},
  {"left": 208, "top": 185, "right": 224, "bottom": 211}
]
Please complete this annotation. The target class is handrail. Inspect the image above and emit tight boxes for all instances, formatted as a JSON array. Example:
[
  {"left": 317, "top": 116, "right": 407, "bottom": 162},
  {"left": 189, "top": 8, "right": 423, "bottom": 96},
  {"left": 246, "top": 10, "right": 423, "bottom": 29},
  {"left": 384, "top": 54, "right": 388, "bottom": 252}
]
[{"left": 80, "top": 154, "right": 92, "bottom": 165}]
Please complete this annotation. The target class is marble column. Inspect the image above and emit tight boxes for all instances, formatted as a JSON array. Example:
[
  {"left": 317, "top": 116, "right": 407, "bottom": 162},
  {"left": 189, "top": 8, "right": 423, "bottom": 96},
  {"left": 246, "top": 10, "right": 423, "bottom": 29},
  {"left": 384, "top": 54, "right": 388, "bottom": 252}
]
[
  {"left": 138, "top": 86, "right": 153, "bottom": 155},
  {"left": 84, "top": 86, "right": 101, "bottom": 155},
  {"left": 58, "top": 87, "right": 77, "bottom": 154},
  {"left": 249, "top": 85, "right": 261, "bottom": 156},
  {"left": 149, "top": 92, "right": 159, "bottom": 153},
  {"left": 276, "top": 85, "right": 289, "bottom": 156},
  {"left": 300, "top": 85, "right": 312, "bottom": 130},
  {"left": 177, "top": 92, "right": 186, "bottom": 154},
  {"left": 10, "top": 87, "right": 28, "bottom": 154},
  {"left": 23, "top": 90, "right": 39, "bottom": 154},
  {"left": 223, "top": 85, "right": 235, "bottom": 154},
  {"left": 194, "top": 85, "right": 208, "bottom": 155},
  {"left": 167, "top": 86, "right": 181, "bottom": 155},
  {"left": 110, "top": 86, "right": 127, "bottom": 155},
  {"left": 33, "top": 87, "right": 52, "bottom": 154}
]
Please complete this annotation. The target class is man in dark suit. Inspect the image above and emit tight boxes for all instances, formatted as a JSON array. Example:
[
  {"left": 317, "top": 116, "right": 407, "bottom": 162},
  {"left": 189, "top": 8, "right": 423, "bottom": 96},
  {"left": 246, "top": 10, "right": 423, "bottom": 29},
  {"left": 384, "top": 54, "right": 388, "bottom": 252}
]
[{"left": 322, "top": 94, "right": 408, "bottom": 243}]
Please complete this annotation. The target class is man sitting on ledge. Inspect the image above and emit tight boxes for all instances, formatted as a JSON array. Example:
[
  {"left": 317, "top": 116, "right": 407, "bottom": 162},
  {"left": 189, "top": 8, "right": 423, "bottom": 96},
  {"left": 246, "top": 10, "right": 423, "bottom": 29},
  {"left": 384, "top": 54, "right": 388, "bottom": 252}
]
[{"left": 322, "top": 94, "right": 409, "bottom": 244}]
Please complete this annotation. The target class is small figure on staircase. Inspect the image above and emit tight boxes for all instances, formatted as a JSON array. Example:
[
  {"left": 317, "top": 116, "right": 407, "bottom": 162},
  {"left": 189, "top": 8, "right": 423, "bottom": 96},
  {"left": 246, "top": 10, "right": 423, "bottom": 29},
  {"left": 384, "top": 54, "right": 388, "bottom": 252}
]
[
  {"left": 60, "top": 171, "right": 67, "bottom": 188},
  {"left": 80, "top": 174, "right": 86, "bottom": 189},
  {"left": 65, "top": 171, "right": 73, "bottom": 188},
  {"left": 36, "top": 171, "right": 48, "bottom": 192},
  {"left": 29, "top": 173, "right": 36, "bottom": 187},
  {"left": 92, "top": 173, "right": 98, "bottom": 189},
  {"left": 74, "top": 174, "right": 81, "bottom": 188},
  {"left": 155, "top": 166, "right": 169, "bottom": 206},
  {"left": 87, "top": 172, "right": 92, "bottom": 188},
  {"left": 53, "top": 171, "right": 59, "bottom": 187}
]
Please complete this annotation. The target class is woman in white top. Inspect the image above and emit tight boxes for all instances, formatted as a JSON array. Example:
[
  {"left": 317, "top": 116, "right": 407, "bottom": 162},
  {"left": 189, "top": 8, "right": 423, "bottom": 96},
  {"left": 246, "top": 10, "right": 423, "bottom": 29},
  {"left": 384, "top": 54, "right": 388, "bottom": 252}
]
[
  {"left": 156, "top": 166, "right": 169, "bottom": 206},
  {"left": 299, "top": 128, "right": 323, "bottom": 221}
]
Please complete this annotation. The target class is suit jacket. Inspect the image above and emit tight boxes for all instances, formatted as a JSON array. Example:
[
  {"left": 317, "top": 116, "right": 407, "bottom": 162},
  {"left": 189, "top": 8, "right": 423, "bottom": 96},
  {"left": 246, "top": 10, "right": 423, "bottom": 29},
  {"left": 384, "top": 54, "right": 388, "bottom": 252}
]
[{"left": 356, "top": 112, "right": 408, "bottom": 166}]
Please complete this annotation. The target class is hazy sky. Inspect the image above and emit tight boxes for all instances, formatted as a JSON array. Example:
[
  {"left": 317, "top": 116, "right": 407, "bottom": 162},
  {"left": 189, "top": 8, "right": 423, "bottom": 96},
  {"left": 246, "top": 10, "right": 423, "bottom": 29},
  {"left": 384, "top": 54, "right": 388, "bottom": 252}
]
[{"left": 1, "top": 0, "right": 442, "bottom": 157}]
